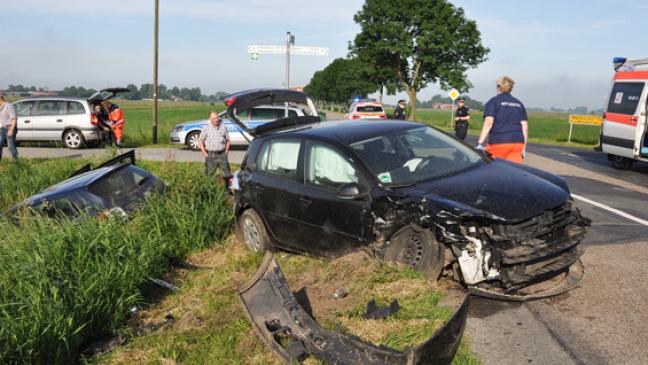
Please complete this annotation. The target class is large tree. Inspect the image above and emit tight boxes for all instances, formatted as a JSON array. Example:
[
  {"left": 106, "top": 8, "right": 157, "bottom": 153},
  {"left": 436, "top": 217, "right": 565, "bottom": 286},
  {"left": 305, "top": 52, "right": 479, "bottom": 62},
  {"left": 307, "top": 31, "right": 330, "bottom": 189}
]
[
  {"left": 305, "top": 57, "right": 378, "bottom": 104},
  {"left": 351, "top": 0, "right": 489, "bottom": 120}
]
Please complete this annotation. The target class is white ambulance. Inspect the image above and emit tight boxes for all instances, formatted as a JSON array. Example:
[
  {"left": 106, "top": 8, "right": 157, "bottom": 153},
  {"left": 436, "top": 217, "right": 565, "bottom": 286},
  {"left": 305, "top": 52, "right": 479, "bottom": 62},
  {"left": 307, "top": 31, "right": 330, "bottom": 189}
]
[{"left": 600, "top": 57, "right": 648, "bottom": 169}]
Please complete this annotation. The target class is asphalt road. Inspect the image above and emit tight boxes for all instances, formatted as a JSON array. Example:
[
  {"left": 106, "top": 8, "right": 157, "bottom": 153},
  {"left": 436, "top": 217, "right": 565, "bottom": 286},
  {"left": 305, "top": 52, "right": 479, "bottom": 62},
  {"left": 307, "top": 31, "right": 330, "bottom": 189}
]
[{"left": 4, "top": 137, "right": 648, "bottom": 365}]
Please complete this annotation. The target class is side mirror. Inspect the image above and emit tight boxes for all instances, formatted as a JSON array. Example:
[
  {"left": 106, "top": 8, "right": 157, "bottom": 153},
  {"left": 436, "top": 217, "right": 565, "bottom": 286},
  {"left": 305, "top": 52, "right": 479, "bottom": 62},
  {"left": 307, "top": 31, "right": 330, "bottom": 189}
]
[{"left": 336, "top": 183, "right": 368, "bottom": 200}]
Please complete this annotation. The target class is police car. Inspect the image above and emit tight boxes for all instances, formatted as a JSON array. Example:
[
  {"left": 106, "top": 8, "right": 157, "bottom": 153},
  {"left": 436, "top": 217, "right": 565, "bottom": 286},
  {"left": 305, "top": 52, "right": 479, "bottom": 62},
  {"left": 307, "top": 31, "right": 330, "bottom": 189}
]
[
  {"left": 600, "top": 57, "right": 648, "bottom": 169},
  {"left": 344, "top": 98, "right": 387, "bottom": 120},
  {"left": 170, "top": 105, "right": 307, "bottom": 150}
]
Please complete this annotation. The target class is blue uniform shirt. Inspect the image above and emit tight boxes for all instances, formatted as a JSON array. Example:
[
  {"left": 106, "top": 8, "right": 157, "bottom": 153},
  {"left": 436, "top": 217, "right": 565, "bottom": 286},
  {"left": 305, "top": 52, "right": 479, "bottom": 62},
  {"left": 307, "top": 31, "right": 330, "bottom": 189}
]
[{"left": 483, "top": 93, "right": 527, "bottom": 144}]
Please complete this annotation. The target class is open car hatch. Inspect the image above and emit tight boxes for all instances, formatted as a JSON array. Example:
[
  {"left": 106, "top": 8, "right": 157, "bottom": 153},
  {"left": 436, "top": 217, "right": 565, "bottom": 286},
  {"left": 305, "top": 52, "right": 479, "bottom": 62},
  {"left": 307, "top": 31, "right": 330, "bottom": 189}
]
[
  {"left": 87, "top": 87, "right": 131, "bottom": 104},
  {"left": 238, "top": 253, "right": 469, "bottom": 365},
  {"left": 222, "top": 89, "right": 320, "bottom": 138}
]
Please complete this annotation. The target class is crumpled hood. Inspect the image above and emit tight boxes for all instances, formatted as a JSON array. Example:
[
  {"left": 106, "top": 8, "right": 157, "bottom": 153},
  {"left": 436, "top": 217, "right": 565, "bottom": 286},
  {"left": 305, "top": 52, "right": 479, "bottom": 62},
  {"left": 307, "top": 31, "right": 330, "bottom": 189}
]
[{"left": 396, "top": 160, "right": 570, "bottom": 223}]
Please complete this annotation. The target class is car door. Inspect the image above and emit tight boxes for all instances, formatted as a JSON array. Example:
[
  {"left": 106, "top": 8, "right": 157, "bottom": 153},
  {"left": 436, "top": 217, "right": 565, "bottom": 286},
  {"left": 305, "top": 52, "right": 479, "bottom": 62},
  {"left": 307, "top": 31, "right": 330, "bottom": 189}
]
[
  {"left": 32, "top": 100, "right": 67, "bottom": 141},
  {"left": 297, "top": 140, "right": 373, "bottom": 256},
  {"left": 12, "top": 100, "right": 36, "bottom": 140},
  {"left": 66, "top": 101, "right": 89, "bottom": 131},
  {"left": 251, "top": 138, "right": 305, "bottom": 249}
]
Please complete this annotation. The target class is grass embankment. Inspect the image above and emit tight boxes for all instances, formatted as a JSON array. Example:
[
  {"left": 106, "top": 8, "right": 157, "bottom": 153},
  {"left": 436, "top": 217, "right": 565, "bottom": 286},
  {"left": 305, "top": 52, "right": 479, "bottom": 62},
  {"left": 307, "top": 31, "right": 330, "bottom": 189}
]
[
  {"left": 0, "top": 158, "right": 232, "bottom": 364},
  {"left": 383, "top": 108, "right": 600, "bottom": 147},
  {"left": 94, "top": 242, "right": 479, "bottom": 365}
]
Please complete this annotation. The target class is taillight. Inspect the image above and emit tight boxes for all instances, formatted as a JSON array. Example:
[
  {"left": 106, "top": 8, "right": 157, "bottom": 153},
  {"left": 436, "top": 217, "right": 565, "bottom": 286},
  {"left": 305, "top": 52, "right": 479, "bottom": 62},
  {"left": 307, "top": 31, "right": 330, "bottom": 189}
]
[
  {"left": 90, "top": 113, "right": 98, "bottom": 126},
  {"left": 380, "top": 114, "right": 387, "bottom": 119},
  {"left": 224, "top": 97, "right": 236, "bottom": 107},
  {"left": 352, "top": 115, "right": 362, "bottom": 119}
]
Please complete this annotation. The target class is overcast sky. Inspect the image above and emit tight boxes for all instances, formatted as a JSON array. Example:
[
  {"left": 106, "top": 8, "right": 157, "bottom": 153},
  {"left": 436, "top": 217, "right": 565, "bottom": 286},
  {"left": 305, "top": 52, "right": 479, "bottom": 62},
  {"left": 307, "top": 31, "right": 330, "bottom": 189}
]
[{"left": 2, "top": 0, "right": 645, "bottom": 109}]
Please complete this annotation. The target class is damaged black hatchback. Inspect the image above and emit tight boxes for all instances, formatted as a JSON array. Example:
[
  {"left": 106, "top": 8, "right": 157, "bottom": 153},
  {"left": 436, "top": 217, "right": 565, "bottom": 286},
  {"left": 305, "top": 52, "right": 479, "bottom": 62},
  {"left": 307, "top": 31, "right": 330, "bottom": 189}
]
[{"left": 232, "top": 90, "right": 589, "bottom": 300}]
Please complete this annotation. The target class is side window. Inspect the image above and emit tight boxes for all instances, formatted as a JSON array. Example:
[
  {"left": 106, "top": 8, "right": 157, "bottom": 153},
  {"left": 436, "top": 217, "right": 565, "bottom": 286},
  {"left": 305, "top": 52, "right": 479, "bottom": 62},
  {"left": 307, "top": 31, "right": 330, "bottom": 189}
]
[
  {"left": 257, "top": 140, "right": 301, "bottom": 180},
  {"left": 250, "top": 108, "right": 276, "bottom": 120},
  {"left": 14, "top": 101, "right": 36, "bottom": 117},
  {"left": 306, "top": 142, "right": 359, "bottom": 190},
  {"left": 272, "top": 109, "right": 297, "bottom": 119},
  {"left": 37, "top": 101, "right": 66, "bottom": 116},
  {"left": 67, "top": 101, "right": 86, "bottom": 115}
]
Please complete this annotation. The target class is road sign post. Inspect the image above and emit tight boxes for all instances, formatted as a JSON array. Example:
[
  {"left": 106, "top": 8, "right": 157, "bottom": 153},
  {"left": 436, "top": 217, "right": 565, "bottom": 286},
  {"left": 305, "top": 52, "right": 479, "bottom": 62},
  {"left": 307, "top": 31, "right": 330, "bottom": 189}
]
[
  {"left": 248, "top": 37, "right": 329, "bottom": 90},
  {"left": 152, "top": 0, "right": 159, "bottom": 144},
  {"left": 568, "top": 114, "right": 603, "bottom": 142},
  {"left": 448, "top": 88, "right": 460, "bottom": 129}
]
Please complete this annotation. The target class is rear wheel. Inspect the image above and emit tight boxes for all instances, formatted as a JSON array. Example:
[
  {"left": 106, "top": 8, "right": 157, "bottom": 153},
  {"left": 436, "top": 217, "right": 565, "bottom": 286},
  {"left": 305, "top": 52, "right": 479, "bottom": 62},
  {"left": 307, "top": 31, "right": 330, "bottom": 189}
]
[
  {"left": 186, "top": 131, "right": 201, "bottom": 151},
  {"left": 239, "top": 209, "right": 272, "bottom": 253},
  {"left": 383, "top": 225, "right": 445, "bottom": 280},
  {"left": 610, "top": 154, "right": 633, "bottom": 170},
  {"left": 63, "top": 129, "right": 85, "bottom": 149}
]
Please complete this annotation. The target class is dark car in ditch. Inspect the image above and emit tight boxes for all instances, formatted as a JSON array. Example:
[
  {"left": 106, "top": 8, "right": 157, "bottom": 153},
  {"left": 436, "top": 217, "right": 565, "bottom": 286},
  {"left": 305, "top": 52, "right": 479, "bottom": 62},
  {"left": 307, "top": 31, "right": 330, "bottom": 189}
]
[
  {"left": 228, "top": 89, "right": 589, "bottom": 300},
  {"left": 7, "top": 151, "right": 165, "bottom": 219}
]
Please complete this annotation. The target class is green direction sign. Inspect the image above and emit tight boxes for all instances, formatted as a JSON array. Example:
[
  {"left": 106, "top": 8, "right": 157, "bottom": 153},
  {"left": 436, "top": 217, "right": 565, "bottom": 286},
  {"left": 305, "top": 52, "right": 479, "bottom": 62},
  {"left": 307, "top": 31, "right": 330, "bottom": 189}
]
[{"left": 250, "top": 52, "right": 259, "bottom": 61}]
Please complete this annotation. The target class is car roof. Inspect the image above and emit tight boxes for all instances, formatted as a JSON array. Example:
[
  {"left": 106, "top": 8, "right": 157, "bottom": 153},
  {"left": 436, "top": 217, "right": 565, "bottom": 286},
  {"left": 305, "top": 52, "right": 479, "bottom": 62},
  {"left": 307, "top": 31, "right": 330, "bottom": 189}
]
[
  {"left": 14, "top": 96, "right": 88, "bottom": 102},
  {"left": 266, "top": 119, "right": 422, "bottom": 145}
]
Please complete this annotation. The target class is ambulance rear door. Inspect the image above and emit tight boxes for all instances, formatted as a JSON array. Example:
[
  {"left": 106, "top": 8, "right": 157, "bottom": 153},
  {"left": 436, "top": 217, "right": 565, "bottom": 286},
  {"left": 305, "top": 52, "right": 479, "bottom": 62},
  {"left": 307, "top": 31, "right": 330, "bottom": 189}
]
[{"left": 601, "top": 81, "right": 646, "bottom": 159}]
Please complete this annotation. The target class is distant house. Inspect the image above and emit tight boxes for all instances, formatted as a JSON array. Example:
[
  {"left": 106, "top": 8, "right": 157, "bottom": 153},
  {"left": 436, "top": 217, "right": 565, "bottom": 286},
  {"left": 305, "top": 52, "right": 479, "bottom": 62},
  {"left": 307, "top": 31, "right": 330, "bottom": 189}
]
[
  {"left": 431, "top": 102, "right": 453, "bottom": 110},
  {"left": 170, "top": 95, "right": 184, "bottom": 102}
]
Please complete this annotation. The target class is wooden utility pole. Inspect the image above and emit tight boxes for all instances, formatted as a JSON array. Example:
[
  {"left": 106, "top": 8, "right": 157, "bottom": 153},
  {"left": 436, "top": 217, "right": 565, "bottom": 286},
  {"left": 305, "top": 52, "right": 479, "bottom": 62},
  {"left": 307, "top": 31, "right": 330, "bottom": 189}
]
[{"left": 152, "top": 0, "right": 159, "bottom": 144}]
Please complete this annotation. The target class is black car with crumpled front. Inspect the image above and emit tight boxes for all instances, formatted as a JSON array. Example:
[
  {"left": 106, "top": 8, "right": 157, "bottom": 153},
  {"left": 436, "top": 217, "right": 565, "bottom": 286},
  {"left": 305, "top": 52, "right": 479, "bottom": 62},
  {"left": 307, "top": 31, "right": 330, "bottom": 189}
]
[{"left": 228, "top": 89, "right": 590, "bottom": 300}]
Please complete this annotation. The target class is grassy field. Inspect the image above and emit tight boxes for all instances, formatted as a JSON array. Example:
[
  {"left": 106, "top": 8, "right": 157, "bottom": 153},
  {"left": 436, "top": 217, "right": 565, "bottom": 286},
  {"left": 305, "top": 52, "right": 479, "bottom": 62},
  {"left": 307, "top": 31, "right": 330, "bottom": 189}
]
[
  {"left": 0, "top": 158, "right": 480, "bottom": 365},
  {"left": 386, "top": 108, "right": 601, "bottom": 147},
  {"left": 117, "top": 100, "right": 224, "bottom": 147}
]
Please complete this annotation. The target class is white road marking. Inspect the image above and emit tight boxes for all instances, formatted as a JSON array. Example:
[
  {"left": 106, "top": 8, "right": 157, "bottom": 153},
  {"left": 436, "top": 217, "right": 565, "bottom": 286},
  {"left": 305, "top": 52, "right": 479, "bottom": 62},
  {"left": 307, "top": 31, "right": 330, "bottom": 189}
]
[
  {"left": 560, "top": 152, "right": 580, "bottom": 158},
  {"left": 572, "top": 194, "right": 648, "bottom": 226}
]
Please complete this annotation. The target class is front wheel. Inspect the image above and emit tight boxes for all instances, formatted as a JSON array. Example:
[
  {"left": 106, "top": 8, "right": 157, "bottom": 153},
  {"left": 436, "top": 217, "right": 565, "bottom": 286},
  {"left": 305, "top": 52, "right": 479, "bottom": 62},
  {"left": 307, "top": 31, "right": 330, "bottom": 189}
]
[
  {"left": 383, "top": 225, "right": 445, "bottom": 280},
  {"left": 238, "top": 209, "right": 272, "bottom": 253},
  {"left": 186, "top": 131, "right": 201, "bottom": 151},
  {"left": 63, "top": 129, "right": 86, "bottom": 149}
]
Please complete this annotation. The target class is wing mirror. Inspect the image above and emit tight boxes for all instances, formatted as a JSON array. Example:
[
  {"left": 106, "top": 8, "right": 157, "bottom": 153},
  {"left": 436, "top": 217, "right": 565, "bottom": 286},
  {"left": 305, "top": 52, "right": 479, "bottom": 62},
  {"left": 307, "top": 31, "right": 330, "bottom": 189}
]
[{"left": 336, "top": 183, "right": 368, "bottom": 200}]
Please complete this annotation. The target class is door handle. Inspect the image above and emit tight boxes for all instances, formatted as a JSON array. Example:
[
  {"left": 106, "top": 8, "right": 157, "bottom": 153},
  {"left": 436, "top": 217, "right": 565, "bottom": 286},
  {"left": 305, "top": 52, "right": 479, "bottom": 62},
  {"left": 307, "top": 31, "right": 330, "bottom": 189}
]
[
  {"left": 56, "top": 119, "right": 63, "bottom": 123},
  {"left": 299, "top": 196, "right": 312, "bottom": 206},
  {"left": 24, "top": 120, "right": 30, "bottom": 124}
]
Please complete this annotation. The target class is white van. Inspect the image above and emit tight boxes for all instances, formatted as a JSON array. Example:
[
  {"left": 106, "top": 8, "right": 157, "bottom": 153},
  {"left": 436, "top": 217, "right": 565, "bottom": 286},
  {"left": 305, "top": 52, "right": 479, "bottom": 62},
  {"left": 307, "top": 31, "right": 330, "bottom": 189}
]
[{"left": 600, "top": 57, "right": 648, "bottom": 169}]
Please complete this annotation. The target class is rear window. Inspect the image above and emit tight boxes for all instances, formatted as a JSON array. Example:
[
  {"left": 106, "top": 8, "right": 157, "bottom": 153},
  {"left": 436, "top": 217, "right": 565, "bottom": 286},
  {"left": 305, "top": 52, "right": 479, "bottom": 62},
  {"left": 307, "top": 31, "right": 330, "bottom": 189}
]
[
  {"left": 357, "top": 105, "right": 384, "bottom": 113},
  {"left": 67, "top": 101, "right": 86, "bottom": 115},
  {"left": 607, "top": 82, "right": 644, "bottom": 115}
]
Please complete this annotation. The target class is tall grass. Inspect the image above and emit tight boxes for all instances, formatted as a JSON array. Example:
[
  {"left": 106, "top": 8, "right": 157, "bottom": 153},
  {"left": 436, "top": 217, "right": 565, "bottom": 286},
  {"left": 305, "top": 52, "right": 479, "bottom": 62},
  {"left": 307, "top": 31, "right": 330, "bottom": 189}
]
[{"left": 0, "top": 159, "right": 232, "bottom": 364}]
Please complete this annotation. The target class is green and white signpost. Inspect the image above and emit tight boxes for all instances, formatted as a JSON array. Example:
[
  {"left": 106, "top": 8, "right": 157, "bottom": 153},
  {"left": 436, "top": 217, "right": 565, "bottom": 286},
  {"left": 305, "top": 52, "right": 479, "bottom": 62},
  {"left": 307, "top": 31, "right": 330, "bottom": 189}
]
[{"left": 247, "top": 35, "right": 329, "bottom": 88}]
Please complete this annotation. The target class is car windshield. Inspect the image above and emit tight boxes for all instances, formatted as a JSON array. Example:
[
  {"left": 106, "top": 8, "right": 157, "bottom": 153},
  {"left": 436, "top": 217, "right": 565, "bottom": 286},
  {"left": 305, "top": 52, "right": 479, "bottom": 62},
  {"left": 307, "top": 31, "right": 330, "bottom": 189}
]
[
  {"left": 350, "top": 125, "right": 484, "bottom": 186},
  {"left": 88, "top": 165, "right": 152, "bottom": 205}
]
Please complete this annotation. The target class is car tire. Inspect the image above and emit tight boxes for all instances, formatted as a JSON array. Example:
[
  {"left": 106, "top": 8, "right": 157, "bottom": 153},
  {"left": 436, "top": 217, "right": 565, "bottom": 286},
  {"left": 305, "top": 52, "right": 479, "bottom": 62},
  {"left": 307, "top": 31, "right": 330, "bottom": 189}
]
[
  {"left": 383, "top": 225, "right": 445, "bottom": 280},
  {"left": 186, "top": 131, "right": 201, "bottom": 151},
  {"left": 239, "top": 209, "right": 272, "bottom": 253},
  {"left": 610, "top": 155, "right": 633, "bottom": 170},
  {"left": 63, "top": 129, "right": 86, "bottom": 149}
]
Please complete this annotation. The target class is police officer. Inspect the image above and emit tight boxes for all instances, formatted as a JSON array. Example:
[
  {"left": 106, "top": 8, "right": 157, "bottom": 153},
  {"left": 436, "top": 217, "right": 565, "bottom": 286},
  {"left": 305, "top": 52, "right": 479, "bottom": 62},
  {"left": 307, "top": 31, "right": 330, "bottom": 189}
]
[
  {"left": 454, "top": 98, "right": 470, "bottom": 140},
  {"left": 477, "top": 76, "right": 528, "bottom": 163},
  {"left": 393, "top": 99, "right": 406, "bottom": 120}
]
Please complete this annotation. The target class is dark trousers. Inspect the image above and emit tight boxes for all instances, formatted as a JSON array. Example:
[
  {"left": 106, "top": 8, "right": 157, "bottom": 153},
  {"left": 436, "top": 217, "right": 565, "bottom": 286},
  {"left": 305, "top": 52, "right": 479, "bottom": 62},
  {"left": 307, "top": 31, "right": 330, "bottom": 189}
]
[
  {"left": 455, "top": 122, "right": 469, "bottom": 141},
  {"left": 205, "top": 150, "right": 231, "bottom": 178},
  {"left": 0, "top": 127, "right": 18, "bottom": 160}
]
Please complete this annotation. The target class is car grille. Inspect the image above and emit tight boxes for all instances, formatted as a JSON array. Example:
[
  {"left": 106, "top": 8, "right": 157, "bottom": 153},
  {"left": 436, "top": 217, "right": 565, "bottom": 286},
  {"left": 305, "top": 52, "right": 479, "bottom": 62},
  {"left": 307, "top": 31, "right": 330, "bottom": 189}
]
[{"left": 486, "top": 202, "right": 588, "bottom": 287}]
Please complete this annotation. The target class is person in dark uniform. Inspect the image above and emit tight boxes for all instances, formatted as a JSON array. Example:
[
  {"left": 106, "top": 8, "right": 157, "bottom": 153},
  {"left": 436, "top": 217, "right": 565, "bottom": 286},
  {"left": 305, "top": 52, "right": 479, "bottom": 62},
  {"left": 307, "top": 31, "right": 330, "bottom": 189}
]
[
  {"left": 93, "top": 104, "right": 114, "bottom": 146},
  {"left": 477, "top": 76, "right": 528, "bottom": 163},
  {"left": 454, "top": 98, "right": 470, "bottom": 140},
  {"left": 393, "top": 99, "right": 407, "bottom": 120}
]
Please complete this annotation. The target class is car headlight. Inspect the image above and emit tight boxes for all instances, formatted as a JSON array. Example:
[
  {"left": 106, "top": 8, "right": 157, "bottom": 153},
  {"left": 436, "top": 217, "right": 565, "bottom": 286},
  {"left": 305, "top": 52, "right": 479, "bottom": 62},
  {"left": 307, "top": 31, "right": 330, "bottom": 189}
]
[{"left": 174, "top": 126, "right": 184, "bottom": 132}]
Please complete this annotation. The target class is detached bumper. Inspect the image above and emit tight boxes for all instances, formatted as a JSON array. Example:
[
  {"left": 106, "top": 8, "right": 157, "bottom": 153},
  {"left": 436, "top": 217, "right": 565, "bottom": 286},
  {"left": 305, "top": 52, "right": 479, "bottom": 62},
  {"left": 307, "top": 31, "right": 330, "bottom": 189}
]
[{"left": 238, "top": 253, "right": 469, "bottom": 365}]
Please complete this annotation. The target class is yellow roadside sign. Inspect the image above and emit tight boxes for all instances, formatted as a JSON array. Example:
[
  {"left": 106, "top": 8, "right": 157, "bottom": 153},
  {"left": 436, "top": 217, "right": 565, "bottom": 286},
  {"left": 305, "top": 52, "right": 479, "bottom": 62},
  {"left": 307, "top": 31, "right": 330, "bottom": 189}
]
[{"left": 569, "top": 114, "right": 603, "bottom": 125}]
